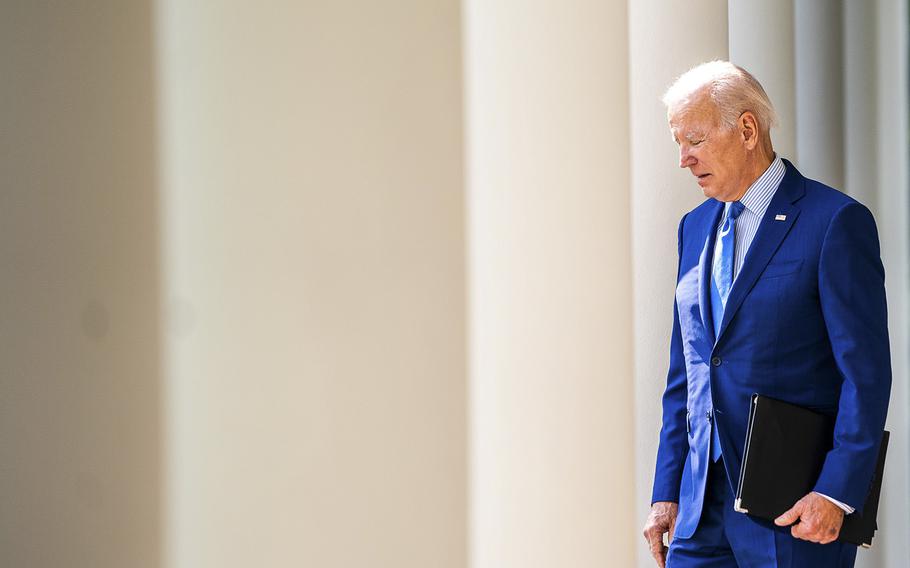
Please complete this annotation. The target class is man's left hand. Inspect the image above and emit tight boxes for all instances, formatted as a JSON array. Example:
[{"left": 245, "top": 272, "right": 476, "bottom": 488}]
[{"left": 773, "top": 492, "right": 845, "bottom": 544}]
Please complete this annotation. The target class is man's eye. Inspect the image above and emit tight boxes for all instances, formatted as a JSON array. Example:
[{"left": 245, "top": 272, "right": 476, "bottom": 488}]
[{"left": 691, "top": 139, "right": 704, "bottom": 146}]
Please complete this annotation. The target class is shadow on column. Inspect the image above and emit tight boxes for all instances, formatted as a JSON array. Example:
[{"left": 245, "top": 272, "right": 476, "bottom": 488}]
[{"left": 0, "top": 2, "right": 162, "bottom": 566}]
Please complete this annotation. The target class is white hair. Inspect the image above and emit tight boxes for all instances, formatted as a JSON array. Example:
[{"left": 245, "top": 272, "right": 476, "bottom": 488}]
[{"left": 663, "top": 60, "right": 778, "bottom": 134}]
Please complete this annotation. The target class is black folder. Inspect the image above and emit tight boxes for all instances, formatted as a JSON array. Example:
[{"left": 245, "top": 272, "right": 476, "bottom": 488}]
[{"left": 734, "top": 394, "right": 889, "bottom": 548}]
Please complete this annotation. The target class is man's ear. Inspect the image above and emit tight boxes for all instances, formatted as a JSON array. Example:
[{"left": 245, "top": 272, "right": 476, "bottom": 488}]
[{"left": 740, "top": 111, "right": 760, "bottom": 150}]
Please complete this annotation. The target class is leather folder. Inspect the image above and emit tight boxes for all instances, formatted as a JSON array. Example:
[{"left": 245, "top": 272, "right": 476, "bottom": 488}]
[{"left": 734, "top": 393, "right": 889, "bottom": 548}]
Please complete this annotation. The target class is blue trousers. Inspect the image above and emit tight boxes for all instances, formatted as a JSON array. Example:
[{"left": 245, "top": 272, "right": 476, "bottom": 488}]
[{"left": 667, "top": 457, "right": 858, "bottom": 567}]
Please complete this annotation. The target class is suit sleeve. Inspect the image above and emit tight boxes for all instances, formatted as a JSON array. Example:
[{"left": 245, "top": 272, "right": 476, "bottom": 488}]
[
  {"left": 812, "top": 202, "right": 891, "bottom": 513},
  {"left": 651, "top": 215, "right": 690, "bottom": 504}
]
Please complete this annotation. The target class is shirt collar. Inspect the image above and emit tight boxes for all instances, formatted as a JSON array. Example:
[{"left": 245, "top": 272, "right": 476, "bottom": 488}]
[{"left": 733, "top": 155, "right": 785, "bottom": 219}]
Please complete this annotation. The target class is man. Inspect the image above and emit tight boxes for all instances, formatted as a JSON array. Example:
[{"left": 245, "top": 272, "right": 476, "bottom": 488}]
[{"left": 641, "top": 61, "right": 891, "bottom": 567}]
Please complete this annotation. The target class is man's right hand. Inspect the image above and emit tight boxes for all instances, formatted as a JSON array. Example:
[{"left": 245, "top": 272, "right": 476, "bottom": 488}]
[{"left": 642, "top": 501, "right": 678, "bottom": 568}]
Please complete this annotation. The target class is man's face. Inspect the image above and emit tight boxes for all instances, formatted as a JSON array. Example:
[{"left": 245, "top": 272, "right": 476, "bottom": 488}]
[{"left": 668, "top": 96, "right": 750, "bottom": 202}]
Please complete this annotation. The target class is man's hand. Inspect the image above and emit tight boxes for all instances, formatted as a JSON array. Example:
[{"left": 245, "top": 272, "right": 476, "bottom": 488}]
[
  {"left": 774, "top": 492, "right": 845, "bottom": 544},
  {"left": 642, "top": 501, "right": 678, "bottom": 568}
]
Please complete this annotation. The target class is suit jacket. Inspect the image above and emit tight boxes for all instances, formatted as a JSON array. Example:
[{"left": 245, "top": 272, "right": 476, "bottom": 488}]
[{"left": 651, "top": 159, "right": 892, "bottom": 540}]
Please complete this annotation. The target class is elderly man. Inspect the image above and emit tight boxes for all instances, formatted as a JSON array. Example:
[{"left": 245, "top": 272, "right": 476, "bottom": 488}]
[{"left": 641, "top": 61, "right": 891, "bottom": 567}]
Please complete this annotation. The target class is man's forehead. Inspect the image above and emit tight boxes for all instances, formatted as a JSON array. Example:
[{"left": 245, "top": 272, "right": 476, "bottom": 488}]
[{"left": 669, "top": 98, "right": 719, "bottom": 131}]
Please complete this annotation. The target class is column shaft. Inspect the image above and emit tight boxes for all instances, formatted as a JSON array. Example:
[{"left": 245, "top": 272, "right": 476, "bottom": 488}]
[
  {"left": 795, "top": 0, "right": 845, "bottom": 188},
  {"left": 465, "top": 1, "right": 634, "bottom": 566},
  {"left": 0, "top": 3, "right": 161, "bottom": 566},
  {"left": 629, "top": 2, "right": 727, "bottom": 566},
  {"left": 843, "top": 1, "right": 878, "bottom": 206},
  {"left": 157, "top": 1, "right": 467, "bottom": 566},
  {"left": 728, "top": 0, "right": 797, "bottom": 160},
  {"left": 871, "top": 2, "right": 910, "bottom": 567}
]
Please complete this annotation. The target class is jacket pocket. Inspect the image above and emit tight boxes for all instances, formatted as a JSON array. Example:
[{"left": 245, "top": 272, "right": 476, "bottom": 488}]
[{"left": 760, "top": 259, "right": 803, "bottom": 279}]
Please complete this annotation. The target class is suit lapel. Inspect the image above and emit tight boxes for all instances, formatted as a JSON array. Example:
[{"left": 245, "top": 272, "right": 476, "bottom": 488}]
[
  {"left": 715, "top": 161, "right": 806, "bottom": 342},
  {"left": 698, "top": 201, "right": 725, "bottom": 345}
]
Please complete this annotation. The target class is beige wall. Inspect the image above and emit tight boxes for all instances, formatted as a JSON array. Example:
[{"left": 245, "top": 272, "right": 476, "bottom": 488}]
[
  {"left": 0, "top": 2, "right": 162, "bottom": 567},
  {"left": 156, "top": 1, "right": 466, "bottom": 567}
]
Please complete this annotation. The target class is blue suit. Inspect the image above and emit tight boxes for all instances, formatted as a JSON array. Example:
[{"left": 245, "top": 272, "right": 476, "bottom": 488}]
[{"left": 652, "top": 160, "right": 891, "bottom": 565}]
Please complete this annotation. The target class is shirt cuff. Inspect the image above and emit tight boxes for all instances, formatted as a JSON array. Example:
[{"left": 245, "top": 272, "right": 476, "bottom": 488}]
[{"left": 813, "top": 491, "right": 855, "bottom": 514}]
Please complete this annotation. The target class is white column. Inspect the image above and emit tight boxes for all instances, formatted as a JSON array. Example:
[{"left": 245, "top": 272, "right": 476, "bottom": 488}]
[
  {"left": 871, "top": 3, "right": 910, "bottom": 567},
  {"left": 464, "top": 1, "right": 635, "bottom": 566},
  {"left": 629, "top": 2, "right": 727, "bottom": 566},
  {"left": 156, "top": 1, "right": 467, "bottom": 567},
  {"left": 728, "top": 0, "right": 797, "bottom": 161},
  {"left": 843, "top": 1, "right": 878, "bottom": 208},
  {"left": 795, "top": 0, "right": 845, "bottom": 188},
  {"left": 0, "top": 4, "right": 161, "bottom": 567}
]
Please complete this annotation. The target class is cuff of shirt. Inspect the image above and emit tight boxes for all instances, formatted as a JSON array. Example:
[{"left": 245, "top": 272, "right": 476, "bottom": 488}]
[{"left": 813, "top": 491, "right": 855, "bottom": 514}]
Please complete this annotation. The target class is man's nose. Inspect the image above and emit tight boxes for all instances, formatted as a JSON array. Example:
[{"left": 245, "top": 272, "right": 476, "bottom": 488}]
[{"left": 679, "top": 148, "right": 696, "bottom": 169}]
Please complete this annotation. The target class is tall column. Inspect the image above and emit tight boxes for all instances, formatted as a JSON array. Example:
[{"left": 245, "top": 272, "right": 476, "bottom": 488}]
[
  {"left": 870, "top": 3, "right": 910, "bottom": 567},
  {"left": 156, "top": 1, "right": 467, "bottom": 567},
  {"left": 843, "top": 1, "right": 878, "bottom": 208},
  {"left": 728, "top": 0, "right": 797, "bottom": 161},
  {"left": 823, "top": 7, "right": 894, "bottom": 568},
  {"left": 464, "top": 1, "right": 634, "bottom": 566},
  {"left": 629, "top": 2, "right": 727, "bottom": 567},
  {"left": 0, "top": 3, "right": 161, "bottom": 567},
  {"left": 795, "top": 0, "right": 845, "bottom": 189}
]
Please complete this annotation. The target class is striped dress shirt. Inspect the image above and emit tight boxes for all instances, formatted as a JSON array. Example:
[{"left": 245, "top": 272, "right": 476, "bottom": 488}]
[{"left": 719, "top": 154, "right": 786, "bottom": 281}]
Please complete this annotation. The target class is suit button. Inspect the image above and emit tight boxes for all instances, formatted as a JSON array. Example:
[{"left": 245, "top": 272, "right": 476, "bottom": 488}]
[{"left": 711, "top": 356, "right": 722, "bottom": 366}]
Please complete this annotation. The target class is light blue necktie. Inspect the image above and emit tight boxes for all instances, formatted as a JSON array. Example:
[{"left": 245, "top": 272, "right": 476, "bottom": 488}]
[
  {"left": 711, "top": 200, "right": 745, "bottom": 339},
  {"left": 709, "top": 200, "right": 745, "bottom": 462}
]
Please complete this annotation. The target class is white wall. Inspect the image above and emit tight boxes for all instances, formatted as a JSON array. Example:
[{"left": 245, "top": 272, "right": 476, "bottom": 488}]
[{"left": 156, "top": 1, "right": 467, "bottom": 566}]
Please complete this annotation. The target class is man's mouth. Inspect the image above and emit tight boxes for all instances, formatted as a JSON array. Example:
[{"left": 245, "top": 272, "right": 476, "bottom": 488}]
[{"left": 697, "top": 173, "right": 711, "bottom": 179}]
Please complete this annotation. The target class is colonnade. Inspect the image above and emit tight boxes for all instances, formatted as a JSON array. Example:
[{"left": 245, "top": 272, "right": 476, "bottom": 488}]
[{"left": 1, "top": 1, "right": 906, "bottom": 568}]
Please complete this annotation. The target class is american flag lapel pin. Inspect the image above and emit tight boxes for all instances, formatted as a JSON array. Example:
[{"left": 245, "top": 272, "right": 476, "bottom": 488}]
[{"left": 775, "top": 214, "right": 787, "bottom": 221}]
